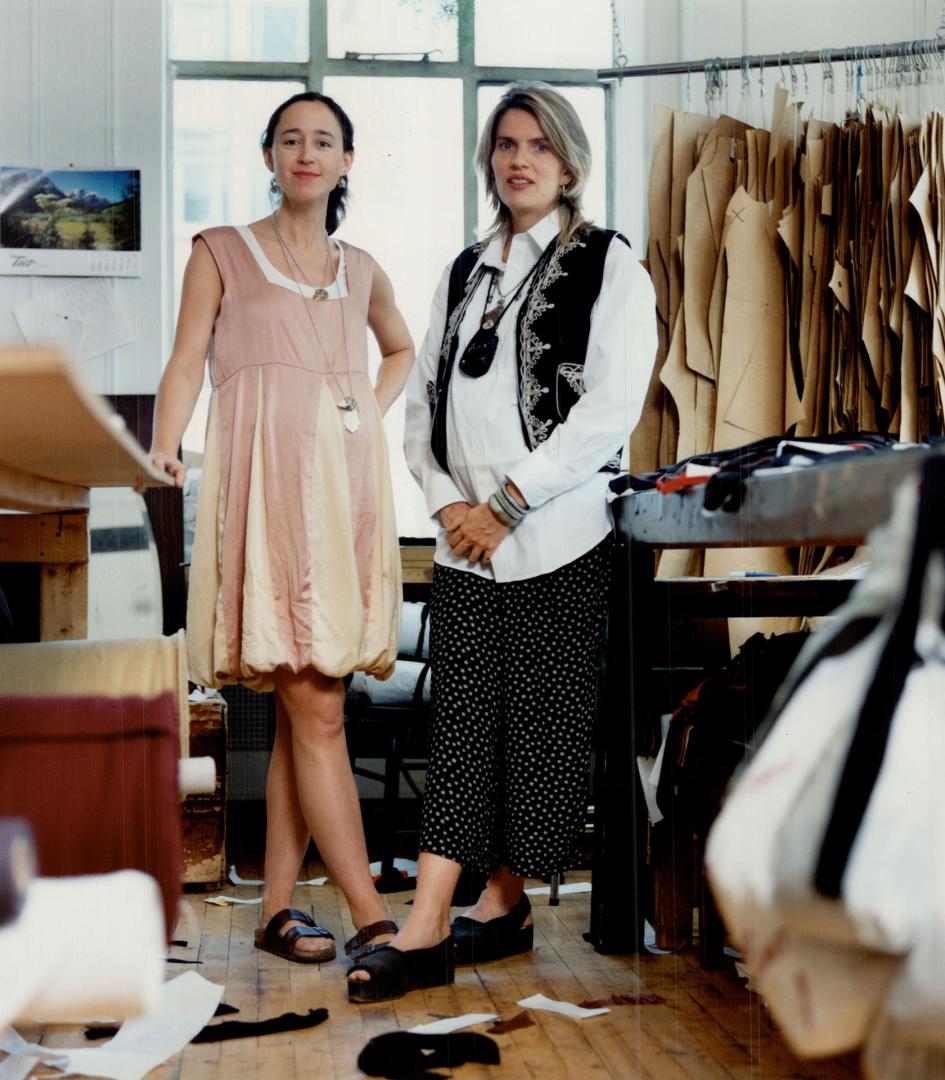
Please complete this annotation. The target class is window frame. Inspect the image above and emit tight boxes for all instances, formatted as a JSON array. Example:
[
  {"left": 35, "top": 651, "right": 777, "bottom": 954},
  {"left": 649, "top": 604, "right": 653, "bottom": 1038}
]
[{"left": 169, "top": 0, "right": 614, "bottom": 247}]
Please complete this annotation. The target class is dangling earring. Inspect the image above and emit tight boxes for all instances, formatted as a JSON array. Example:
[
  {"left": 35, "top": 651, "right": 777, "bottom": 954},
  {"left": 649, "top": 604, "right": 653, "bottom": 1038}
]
[
  {"left": 269, "top": 177, "right": 280, "bottom": 196},
  {"left": 337, "top": 175, "right": 348, "bottom": 190}
]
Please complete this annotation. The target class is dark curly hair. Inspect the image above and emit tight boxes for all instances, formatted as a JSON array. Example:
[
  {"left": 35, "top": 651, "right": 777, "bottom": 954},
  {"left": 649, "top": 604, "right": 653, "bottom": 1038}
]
[{"left": 261, "top": 91, "right": 355, "bottom": 235}]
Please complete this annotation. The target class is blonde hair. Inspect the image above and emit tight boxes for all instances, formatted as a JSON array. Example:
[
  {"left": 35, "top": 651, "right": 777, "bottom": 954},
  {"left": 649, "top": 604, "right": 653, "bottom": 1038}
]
[{"left": 475, "top": 82, "right": 592, "bottom": 246}]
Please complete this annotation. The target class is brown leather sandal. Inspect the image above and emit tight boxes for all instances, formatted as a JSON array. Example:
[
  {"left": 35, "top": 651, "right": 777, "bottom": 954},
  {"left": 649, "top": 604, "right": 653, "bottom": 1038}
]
[
  {"left": 254, "top": 907, "right": 336, "bottom": 963},
  {"left": 344, "top": 919, "right": 398, "bottom": 961}
]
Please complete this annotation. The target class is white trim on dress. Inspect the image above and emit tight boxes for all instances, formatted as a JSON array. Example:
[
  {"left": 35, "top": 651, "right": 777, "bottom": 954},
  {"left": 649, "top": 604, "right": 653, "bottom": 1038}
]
[{"left": 234, "top": 225, "right": 349, "bottom": 299}]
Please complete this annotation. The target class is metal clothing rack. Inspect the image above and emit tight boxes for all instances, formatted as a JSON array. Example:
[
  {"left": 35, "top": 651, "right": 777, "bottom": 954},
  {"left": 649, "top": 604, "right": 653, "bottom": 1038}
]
[{"left": 597, "top": 35, "right": 945, "bottom": 81}]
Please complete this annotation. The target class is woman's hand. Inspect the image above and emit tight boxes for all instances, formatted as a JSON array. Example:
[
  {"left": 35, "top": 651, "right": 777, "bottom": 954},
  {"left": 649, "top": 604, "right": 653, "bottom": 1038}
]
[
  {"left": 447, "top": 502, "right": 510, "bottom": 566},
  {"left": 150, "top": 450, "right": 187, "bottom": 488},
  {"left": 439, "top": 501, "right": 471, "bottom": 532}
]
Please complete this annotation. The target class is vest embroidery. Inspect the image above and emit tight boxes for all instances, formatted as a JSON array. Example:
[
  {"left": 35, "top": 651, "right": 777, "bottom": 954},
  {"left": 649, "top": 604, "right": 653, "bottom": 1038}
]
[
  {"left": 518, "top": 237, "right": 583, "bottom": 447},
  {"left": 557, "top": 363, "right": 586, "bottom": 395}
]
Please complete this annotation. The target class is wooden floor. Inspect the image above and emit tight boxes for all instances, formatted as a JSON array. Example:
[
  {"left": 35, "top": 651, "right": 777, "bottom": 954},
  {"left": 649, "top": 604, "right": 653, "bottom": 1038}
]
[{"left": 20, "top": 868, "right": 864, "bottom": 1079}]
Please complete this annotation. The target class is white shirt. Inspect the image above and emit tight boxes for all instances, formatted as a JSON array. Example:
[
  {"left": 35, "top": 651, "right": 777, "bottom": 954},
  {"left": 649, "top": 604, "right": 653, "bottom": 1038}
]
[{"left": 405, "top": 211, "right": 658, "bottom": 582}]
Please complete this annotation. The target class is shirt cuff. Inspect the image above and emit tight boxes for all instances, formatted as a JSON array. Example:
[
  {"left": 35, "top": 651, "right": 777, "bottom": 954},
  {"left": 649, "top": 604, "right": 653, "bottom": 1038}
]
[
  {"left": 423, "top": 471, "right": 468, "bottom": 521},
  {"left": 505, "top": 455, "right": 555, "bottom": 510}
]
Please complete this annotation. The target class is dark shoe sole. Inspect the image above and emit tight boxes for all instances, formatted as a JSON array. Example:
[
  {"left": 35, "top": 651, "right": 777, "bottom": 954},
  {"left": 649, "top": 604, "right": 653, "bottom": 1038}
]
[
  {"left": 254, "top": 933, "right": 336, "bottom": 964},
  {"left": 348, "top": 938, "right": 455, "bottom": 1004},
  {"left": 455, "top": 924, "right": 534, "bottom": 966},
  {"left": 348, "top": 960, "right": 455, "bottom": 1003}
]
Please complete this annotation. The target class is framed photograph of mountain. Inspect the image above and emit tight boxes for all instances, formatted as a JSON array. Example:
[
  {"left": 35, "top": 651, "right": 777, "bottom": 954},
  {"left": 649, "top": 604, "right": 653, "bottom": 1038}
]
[{"left": 0, "top": 167, "right": 141, "bottom": 276}]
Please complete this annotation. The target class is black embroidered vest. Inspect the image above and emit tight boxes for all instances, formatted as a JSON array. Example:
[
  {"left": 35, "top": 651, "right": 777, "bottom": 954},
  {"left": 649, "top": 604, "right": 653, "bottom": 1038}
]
[{"left": 428, "top": 226, "right": 629, "bottom": 474}]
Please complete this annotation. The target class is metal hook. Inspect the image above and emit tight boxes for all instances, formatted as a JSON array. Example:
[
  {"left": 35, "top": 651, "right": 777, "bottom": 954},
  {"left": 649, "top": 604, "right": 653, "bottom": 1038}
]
[
  {"left": 758, "top": 53, "right": 766, "bottom": 97},
  {"left": 789, "top": 52, "right": 799, "bottom": 97},
  {"left": 821, "top": 47, "right": 835, "bottom": 94}
]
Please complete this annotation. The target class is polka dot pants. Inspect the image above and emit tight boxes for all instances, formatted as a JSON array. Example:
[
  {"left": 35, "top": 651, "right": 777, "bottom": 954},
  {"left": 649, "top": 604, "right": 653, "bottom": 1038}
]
[{"left": 420, "top": 537, "right": 613, "bottom": 878}]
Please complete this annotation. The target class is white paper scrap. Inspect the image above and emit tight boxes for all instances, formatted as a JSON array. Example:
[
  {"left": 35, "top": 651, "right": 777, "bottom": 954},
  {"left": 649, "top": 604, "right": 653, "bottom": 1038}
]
[
  {"left": 204, "top": 894, "right": 262, "bottom": 906},
  {"left": 408, "top": 1013, "right": 498, "bottom": 1035},
  {"left": 517, "top": 993, "right": 610, "bottom": 1019},
  {"left": 524, "top": 882, "right": 593, "bottom": 896},
  {"left": 0, "top": 972, "right": 222, "bottom": 1080},
  {"left": 227, "top": 866, "right": 327, "bottom": 887}
]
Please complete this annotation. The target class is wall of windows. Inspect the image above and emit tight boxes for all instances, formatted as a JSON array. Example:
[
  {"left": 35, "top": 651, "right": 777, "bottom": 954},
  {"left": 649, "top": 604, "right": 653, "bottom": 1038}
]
[{"left": 170, "top": 0, "right": 613, "bottom": 535}]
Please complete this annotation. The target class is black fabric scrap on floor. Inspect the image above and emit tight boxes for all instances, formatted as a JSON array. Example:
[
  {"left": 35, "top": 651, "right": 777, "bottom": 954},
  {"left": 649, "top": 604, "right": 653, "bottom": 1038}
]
[
  {"left": 358, "top": 1031, "right": 500, "bottom": 1079},
  {"left": 191, "top": 1008, "right": 328, "bottom": 1043}
]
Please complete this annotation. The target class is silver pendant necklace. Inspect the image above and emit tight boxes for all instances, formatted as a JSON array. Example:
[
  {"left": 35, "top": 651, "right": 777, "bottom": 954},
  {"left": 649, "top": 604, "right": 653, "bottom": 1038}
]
[{"left": 271, "top": 213, "right": 360, "bottom": 433}]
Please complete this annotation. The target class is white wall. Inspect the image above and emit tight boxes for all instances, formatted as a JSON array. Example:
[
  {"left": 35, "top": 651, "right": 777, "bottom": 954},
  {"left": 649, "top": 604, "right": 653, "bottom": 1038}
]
[
  {"left": 614, "top": 0, "right": 941, "bottom": 247},
  {"left": 0, "top": 0, "right": 167, "bottom": 395}
]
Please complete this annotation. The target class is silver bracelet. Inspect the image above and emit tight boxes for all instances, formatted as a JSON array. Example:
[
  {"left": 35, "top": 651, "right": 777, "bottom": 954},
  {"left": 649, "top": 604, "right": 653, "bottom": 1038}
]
[
  {"left": 488, "top": 492, "right": 519, "bottom": 527},
  {"left": 495, "top": 483, "right": 527, "bottom": 521}
]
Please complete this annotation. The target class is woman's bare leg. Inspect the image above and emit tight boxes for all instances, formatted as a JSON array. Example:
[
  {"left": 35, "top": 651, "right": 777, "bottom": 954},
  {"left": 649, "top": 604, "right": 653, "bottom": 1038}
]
[{"left": 261, "top": 668, "right": 392, "bottom": 952}]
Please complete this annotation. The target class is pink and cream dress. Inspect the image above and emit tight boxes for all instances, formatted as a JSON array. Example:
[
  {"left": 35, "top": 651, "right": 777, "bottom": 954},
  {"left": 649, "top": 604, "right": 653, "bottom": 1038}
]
[{"left": 186, "top": 226, "right": 400, "bottom": 691}]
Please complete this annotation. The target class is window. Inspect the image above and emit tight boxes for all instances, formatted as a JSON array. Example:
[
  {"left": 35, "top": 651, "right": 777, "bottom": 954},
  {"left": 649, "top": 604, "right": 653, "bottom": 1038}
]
[
  {"left": 170, "top": 0, "right": 613, "bottom": 536},
  {"left": 328, "top": 0, "right": 458, "bottom": 62},
  {"left": 171, "top": 0, "right": 309, "bottom": 61}
]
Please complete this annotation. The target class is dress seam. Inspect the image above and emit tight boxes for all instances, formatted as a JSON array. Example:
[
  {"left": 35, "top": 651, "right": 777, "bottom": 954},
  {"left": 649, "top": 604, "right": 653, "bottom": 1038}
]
[{"left": 212, "top": 360, "right": 366, "bottom": 388}]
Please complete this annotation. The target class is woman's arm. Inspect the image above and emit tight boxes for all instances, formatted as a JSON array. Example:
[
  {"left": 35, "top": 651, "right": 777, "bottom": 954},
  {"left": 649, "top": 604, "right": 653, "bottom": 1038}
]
[
  {"left": 404, "top": 261, "right": 469, "bottom": 520},
  {"left": 367, "top": 259, "right": 414, "bottom": 416},
  {"left": 149, "top": 238, "right": 223, "bottom": 487}
]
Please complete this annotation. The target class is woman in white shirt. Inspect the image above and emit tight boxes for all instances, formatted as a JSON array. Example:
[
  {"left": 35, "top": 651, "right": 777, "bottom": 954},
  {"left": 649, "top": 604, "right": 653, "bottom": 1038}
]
[{"left": 348, "top": 82, "right": 657, "bottom": 1002}]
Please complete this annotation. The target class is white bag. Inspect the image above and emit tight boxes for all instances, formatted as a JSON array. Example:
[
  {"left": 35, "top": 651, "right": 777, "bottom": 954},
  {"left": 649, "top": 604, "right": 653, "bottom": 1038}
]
[{"left": 706, "top": 453, "right": 945, "bottom": 1057}]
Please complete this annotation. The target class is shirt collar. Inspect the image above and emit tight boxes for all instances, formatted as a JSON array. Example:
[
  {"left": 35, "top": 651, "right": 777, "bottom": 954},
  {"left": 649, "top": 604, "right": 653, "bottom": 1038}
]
[{"left": 475, "top": 210, "right": 560, "bottom": 273}]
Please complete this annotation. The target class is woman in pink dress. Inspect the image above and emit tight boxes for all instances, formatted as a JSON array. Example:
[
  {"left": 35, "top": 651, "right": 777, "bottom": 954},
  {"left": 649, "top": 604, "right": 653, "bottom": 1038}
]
[{"left": 150, "top": 91, "right": 413, "bottom": 963}]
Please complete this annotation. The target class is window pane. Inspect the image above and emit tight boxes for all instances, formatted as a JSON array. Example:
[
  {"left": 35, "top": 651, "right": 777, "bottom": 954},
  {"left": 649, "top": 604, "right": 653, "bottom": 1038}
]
[
  {"left": 170, "top": 0, "right": 309, "bottom": 62},
  {"left": 475, "top": 0, "right": 611, "bottom": 68},
  {"left": 173, "top": 80, "right": 304, "bottom": 451},
  {"left": 328, "top": 0, "right": 458, "bottom": 62},
  {"left": 477, "top": 84, "right": 607, "bottom": 234},
  {"left": 324, "top": 75, "right": 465, "bottom": 537}
]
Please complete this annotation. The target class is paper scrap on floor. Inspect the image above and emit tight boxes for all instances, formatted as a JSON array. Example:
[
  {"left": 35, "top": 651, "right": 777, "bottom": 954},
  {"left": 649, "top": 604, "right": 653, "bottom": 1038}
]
[
  {"left": 228, "top": 866, "right": 327, "bottom": 887},
  {"left": 408, "top": 1013, "right": 498, "bottom": 1035},
  {"left": 204, "top": 895, "right": 262, "bottom": 906},
  {"left": 0, "top": 972, "right": 222, "bottom": 1080},
  {"left": 517, "top": 994, "right": 610, "bottom": 1019}
]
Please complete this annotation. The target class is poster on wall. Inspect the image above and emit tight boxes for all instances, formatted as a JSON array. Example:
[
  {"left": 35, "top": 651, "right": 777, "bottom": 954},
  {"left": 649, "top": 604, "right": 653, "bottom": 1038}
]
[{"left": 0, "top": 167, "right": 141, "bottom": 276}]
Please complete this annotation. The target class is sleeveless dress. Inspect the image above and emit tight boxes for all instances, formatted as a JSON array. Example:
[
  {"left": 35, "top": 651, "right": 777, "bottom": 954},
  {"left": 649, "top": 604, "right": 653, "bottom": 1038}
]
[{"left": 186, "top": 226, "right": 401, "bottom": 691}]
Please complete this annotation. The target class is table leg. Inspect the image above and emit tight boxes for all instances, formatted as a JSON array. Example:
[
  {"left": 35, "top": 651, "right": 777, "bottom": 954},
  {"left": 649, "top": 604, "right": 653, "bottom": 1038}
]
[{"left": 589, "top": 536, "right": 655, "bottom": 953}]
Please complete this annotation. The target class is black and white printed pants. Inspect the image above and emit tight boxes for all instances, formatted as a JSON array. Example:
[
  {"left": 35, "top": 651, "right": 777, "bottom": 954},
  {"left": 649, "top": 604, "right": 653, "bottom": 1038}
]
[{"left": 419, "top": 537, "right": 613, "bottom": 878}]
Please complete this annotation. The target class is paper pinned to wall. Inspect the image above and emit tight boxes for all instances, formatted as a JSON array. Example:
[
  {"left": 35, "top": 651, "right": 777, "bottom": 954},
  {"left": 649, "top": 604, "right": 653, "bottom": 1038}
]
[{"left": 13, "top": 279, "right": 132, "bottom": 364}]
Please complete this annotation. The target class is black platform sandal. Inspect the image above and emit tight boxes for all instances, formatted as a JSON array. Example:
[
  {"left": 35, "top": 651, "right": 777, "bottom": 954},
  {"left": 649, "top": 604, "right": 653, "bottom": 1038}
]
[
  {"left": 452, "top": 893, "right": 533, "bottom": 965},
  {"left": 343, "top": 918, "right": 398, "bottom": 963},
  {"left": 347, "top": 936, "right": 455, "bottom": 1003}
]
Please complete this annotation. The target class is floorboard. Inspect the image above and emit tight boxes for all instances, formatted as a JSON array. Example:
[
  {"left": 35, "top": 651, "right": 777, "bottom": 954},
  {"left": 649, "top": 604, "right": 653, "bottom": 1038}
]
[{"left": 11, "top": 867, "right": 864, "bottom": 1079}]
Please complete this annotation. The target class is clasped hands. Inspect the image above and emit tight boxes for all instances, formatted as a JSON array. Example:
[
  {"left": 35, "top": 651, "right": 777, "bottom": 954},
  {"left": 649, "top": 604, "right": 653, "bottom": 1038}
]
[{"left": 440, "top": 500, "right": 509, "bottom": 566}]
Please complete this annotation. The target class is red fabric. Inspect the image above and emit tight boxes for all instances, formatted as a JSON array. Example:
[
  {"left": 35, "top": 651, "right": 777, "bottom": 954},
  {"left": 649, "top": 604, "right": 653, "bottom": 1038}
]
[
  {"left": 0, "top": 692, "right": 181, "bottom": 939},
  {"left": 655, "top": 472, "right": 712, "bottom": 494}
]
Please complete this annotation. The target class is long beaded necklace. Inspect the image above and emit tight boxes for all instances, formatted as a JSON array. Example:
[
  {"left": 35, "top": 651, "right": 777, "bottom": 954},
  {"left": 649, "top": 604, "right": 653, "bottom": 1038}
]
[{"left": 270, "top": 212, "right": 360, "bottom": 433}]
